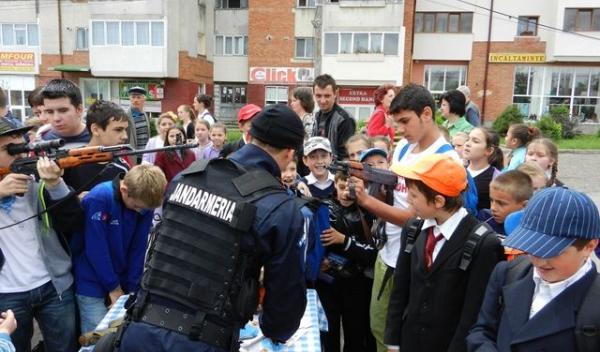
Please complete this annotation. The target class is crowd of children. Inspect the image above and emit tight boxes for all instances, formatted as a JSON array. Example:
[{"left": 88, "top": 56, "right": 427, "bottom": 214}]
[{"left": 0, "top": 74, "right": 599, "bottom": 352}]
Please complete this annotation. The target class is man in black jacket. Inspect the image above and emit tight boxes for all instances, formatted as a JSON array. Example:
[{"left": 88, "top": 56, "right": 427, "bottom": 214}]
[{"left": 312, "top": 74, "right": 356, "bottom": 160}]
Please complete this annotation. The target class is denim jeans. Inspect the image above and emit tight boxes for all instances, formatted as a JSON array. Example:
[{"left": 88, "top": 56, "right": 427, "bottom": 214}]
[
  {"left": 117, "top": 321, "right": 227, "bottom": 352},
  {"left": 76, "top": 294, "right": 108, "bottom": 334},
  {"left": 0, "top": 281, "right": 76, "bottom": 352}
]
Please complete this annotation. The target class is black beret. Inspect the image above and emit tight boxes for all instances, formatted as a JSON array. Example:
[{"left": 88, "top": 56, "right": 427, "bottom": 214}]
[{"left": 250, "top": 104, "right": 304, "bottom": 150}]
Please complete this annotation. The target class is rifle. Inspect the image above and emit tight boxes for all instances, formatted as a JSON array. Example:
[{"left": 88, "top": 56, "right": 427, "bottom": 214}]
[
  {"left": 0, "top": 139, "right": 199, "bottom": 179},
  {"left": 328, "top": 160, "right": 398, "bottom": 199}
]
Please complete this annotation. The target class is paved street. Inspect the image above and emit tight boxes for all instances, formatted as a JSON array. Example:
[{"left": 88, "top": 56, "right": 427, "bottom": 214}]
[{"left": 558, "top": 152, "right": 600, "bottom": 207}]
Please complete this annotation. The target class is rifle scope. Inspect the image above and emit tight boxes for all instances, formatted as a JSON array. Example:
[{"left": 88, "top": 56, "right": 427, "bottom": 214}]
[{"left": 7, "top": 139, "right": 65, "bottom": 156}]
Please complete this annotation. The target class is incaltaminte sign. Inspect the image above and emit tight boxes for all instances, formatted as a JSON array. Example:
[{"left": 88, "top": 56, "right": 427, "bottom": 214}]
[
  {"left": 0, "top": 52, "right": 35, "bottom": 73},
  {"left": 489, "top": 53, "right": 545, "bottom": 63}
]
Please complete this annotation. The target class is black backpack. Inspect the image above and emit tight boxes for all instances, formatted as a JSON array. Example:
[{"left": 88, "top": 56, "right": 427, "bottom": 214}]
[{"left": 502, "top": 256, "right": 600, "bottom": 352}]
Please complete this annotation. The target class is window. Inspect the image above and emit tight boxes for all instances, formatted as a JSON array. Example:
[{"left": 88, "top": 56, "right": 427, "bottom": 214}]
[
  {"left": 106, "top": 22, "right": 120, "bottom": 45},
  {"left": 323, "top": 32, "right": 400, "bottom": 55},
  {"left": 91, "top": 20, "right": 165, "bottom": 47},
  {"left": 220, "top": 85, "right": 247, "bottom": 104},
  {"left": 0, "top": 23, "right": 39, "bottom": 46},
  {"left": 82, "top": 79, "right": 111, "bottom": 108},
  {"left": 513, "top": 66, "right": 600, "bottom": 121},
  {"left": 564, "top": 8, "right": 600, "bottom": 31},
  {"left": 265, "top": 86, "right": 289, "bottom": 105},
  {"left": 92, "top": 21, "right": 105, "bottom": 45},
  {"left": 517, "top": 16, "right": 538, "bottom": 36},
  {"left": 415, "top": 12, "right": 473, "bottom": 33},
  {"left": 216, "top": 0, "right": 248, "bottom": 9},
  {"left": 214, "top": 35, "right": 248, "bottom": 56},
  {"left": 136, "top": 22, "right": 150, "bottom": 45},
  {"left": 295, "top": 37, "right": 314, "bottom": 58},
  {"left": 76, "top": 28, "right": 88, "bottom": 50},
  {"left": 297, "top": 0, "right": 315, "bottom": 7},
  {"left": 151, "top": 22, "right": 164, "bottom": 46},
  {"left": 423, "top": 65, "right": 467, "bottom": 95},
  {"left": 5, "top": 89, "right": 32, "bottom": 122}
]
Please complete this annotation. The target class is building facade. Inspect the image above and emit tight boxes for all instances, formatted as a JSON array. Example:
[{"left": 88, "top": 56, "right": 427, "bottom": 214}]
[
  {"left": 213, "top": 0, "right": 405, "bottom": 122},
  {"left": 407, "top": 0, "right": 600, "bottom": 122},
  {"left": 0, "top": 0, "right": 213, "bottom": 122}
]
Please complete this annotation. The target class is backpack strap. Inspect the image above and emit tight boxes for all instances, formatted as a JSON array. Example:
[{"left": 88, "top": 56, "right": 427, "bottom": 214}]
[
  {"left": 397, "top": 142, "right": 411, "bottom": 161},
  {"left": 403, "top": 217, "right": 425, "bottom": 255},
  {"left": 459, "top": 222, "right": 495, "bottom": 271},
  {"left": 435, "top": 143, "right": 454, "bottom": 154},
  {"left": 575, "top": 273, "right": 600, "bottom": 352}
]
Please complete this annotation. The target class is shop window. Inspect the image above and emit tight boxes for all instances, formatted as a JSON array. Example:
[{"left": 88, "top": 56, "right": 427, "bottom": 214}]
[
  {"left": 220, "top": 85, "right": 247, "bottom": 105},
  {"left": 415, "top": 12, "right": 473, "bottom": 33},
  {"left": 517, "top": 16, "right": 538, "bottom": 36},
  {"left": 6, "top": 89, "right": 32, "bottom": 121},
  {"left": 82, "top": 79, "right": 111, "bottom": 108},
  {"left": 265, "top": 86, "right": 289, "bottom": 105},
  {"left": 423, "top": 65, "right": 467, "bottom": 95},
  {"left": 513, "top": 66, "right": 600, "bottom": 122}
]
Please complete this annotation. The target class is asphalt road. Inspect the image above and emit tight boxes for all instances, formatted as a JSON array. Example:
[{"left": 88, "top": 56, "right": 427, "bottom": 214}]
[{"left": 557, "top": 151, "right": 600, "bottom": 206}]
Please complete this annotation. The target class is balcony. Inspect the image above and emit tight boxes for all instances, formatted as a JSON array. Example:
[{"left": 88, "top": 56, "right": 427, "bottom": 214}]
[{"left": 413, "top": 33, "right": 473, "bottom": 61}]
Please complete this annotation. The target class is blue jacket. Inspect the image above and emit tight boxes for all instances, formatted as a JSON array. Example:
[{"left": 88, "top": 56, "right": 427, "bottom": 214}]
[
  {"left": 72, "top": 177, "right": 153, "bottom": 298},
  {"left": 222, "top": 144, "right": 307, "bottom": 341},
  {"left": 467, "top": 260, "right": 598, "bottom": 352}
]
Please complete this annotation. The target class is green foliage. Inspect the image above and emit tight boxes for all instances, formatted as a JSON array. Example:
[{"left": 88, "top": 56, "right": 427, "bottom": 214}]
[
  {"left": 357, "top": 119, "right": 368, "bottom": 132},
  {"left": 227, "top": 130, "right": 242, "bottom": 143},
  {"left": 435, "top": 111, "right": 445, "bottom": 126},
  {"left": 149, "top": 118, "right": 157, "bottom": 137},
  {"left": 536, "top": 117, "right": 562, "bottom": 140},
  {"left": 548, "top": 105, "right": 581, "bottom": 139},
  {"left": 492, "top": 105, "right": 523, "bottom": 135},
  {"left": 596, "top": 127, "right": 600, "bottom": 138}
]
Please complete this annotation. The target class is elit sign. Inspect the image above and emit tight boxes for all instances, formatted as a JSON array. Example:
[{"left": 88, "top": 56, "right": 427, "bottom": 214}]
[
  {"left": 489, "top": 53, "right": 546, "bottom": 63},
  {"left": 249, "top": 67, "right": 314, "bottom": 84}
]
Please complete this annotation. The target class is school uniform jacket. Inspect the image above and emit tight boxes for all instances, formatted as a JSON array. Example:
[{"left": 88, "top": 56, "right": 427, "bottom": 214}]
[
  {"left": 384, "top": 214, "right": 504, "bottom": 352},
  {"left": 467, "top": 260, "right": 598, "bottom": 352}
]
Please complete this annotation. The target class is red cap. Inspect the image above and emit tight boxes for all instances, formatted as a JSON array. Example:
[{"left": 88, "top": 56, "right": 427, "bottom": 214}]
[{"left": 237, "top": 104, "right": 262, "bottom": 123}]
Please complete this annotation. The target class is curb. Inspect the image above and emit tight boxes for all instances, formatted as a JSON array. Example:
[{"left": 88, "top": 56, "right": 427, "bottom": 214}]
[{"left": 558, "top": 149, "right": 600, "bottom": 154}]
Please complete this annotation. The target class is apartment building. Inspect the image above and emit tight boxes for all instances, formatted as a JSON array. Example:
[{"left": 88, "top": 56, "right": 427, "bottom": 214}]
[
  {"left": 407, "top": 0, "right": 600, "bottom": 122},
  {"left": 213, "top": 0, "right": 405, "bottom": 121},
  {"left": 0, "top": 0, "right": 213, "bottom": 121}
]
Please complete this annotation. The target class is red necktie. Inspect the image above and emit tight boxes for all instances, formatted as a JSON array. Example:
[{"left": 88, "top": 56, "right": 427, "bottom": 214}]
[{"left": 424, "top": 227, "right": 444, "bottom": 270}]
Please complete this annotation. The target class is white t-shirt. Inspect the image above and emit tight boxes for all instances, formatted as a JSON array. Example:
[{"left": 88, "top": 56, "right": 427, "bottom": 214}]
[
  {"left": 381, "top": 136, "right": 460, "bottom": 268},
  {"left": 0, "top": 183, "right": 51, "bottom": 293}
]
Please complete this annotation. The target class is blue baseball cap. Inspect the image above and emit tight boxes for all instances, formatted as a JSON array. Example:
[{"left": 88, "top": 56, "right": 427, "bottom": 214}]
[
  {"left": 359, "top": 148, "right": 388, "bottom": 162},
  {"left": 504, "top": 210, "right": 524, "bottom": 236},
  {"left": 503, "top": 187, "right": 600, "bottom": 259}
]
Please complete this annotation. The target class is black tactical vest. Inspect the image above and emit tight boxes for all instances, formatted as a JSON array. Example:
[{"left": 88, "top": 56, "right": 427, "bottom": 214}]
[{"left": 139, "top": 158, "right": 285, "bottom": 328}]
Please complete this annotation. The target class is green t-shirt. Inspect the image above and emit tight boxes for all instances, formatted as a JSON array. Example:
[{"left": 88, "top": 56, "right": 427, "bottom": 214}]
[{"left": 443, "top": 116, "right": 474, "bottom": 138}]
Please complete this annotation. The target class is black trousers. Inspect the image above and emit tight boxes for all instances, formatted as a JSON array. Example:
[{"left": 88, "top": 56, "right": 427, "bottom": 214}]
[{"left": 317, "top": 274, "right": 376, "bottom": 352}]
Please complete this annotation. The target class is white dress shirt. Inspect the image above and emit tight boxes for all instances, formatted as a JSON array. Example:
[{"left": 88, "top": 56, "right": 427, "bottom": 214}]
[{"left": 421, "top": 207, "right": 469, "bottom": 262}]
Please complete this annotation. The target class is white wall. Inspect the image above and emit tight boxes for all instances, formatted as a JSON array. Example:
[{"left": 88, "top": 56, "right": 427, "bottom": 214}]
[
  {"left": 413, "top": 33, "right": 473, "bottom": 60},
  {"left": 213, "top": 9, "right": 248, "bottom": 82},
  {"left": 213, "top": 56, "right": 248, "bottom": 82},
  {"left": 548, "top": 0, "right": 600, "bottom": 61},
  {"left": 294, "top": 7, "right": 316, "bottom": 38},
  {"left": 90, "top": 47, "right": 167, "bottom": 77},
  {"left": 322, "top": 2, "right": 404, "bottom": 31}
]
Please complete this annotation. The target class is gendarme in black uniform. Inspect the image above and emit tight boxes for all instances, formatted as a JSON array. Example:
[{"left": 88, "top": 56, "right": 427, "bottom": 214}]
[{"left": 114, "top": 105, "right": 307, "bottom": 352}]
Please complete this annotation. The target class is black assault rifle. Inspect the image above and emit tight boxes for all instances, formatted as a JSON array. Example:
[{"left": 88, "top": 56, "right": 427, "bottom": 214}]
[{"left": 328, "top": 160, "right": 398, "bottom": 200}]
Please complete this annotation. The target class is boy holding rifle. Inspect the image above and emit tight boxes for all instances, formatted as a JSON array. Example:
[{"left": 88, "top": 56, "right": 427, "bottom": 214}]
[{"left": 0, "top": 119, "right": 82, "bottom": 352}]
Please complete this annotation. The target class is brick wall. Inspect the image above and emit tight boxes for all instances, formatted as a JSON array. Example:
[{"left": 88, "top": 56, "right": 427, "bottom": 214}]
[
  {"left": 469, "top": 38, "right": 545, "bottom": 122},
  {"left": 178, "top": 51, "right": 213, "bottom": 85},
  {"left": 37, "top": 51, "right": 91, "bottom": 85},
  {"left": 248, "top": 0, "right": 295, "bottom": 68}
]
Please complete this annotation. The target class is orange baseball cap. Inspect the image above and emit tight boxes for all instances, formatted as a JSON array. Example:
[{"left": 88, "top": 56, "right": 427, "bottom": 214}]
[
  {"left": 390, "top": 154, "right": 467, "bottom": 197},
  {"left": 237, "top": 104, "right": 262, "bottom": 123}
]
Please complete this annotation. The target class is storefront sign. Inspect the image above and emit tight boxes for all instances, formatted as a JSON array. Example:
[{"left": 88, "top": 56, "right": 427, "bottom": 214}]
[
  {"left": 119, "top": 80, "right": 165, "bottom": 100},
  {"left": 489, "top": 53, "right": 545, "bottom": 63},
  {"left": 249, "top": 67, "right": 314, "bottom": 84},
  {"left": 0, "top": 52, "right": 35, "bottom": 73},
  {"left": 338, "top": 87, "right": 377, "bottom": 105}
]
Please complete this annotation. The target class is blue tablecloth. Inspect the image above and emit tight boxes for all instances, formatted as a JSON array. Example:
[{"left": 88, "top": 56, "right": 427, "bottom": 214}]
[{"left": 79, "top": 289, "right": 327, "bottom": 351}]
